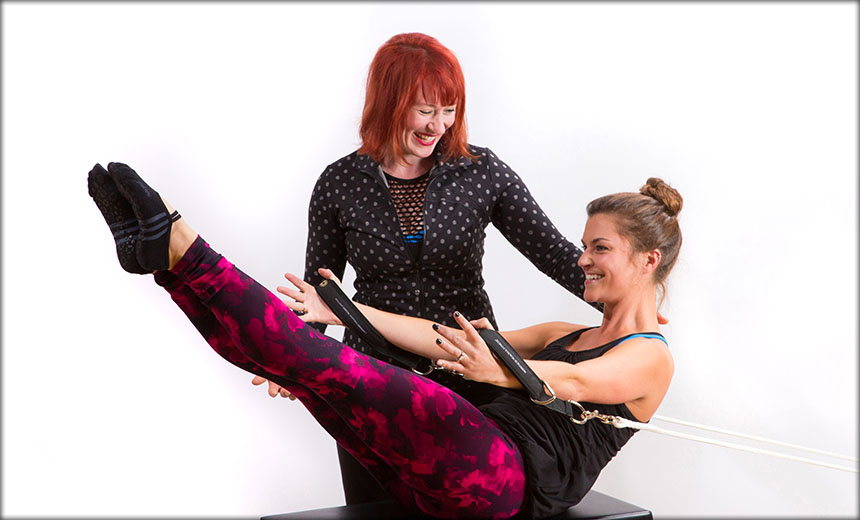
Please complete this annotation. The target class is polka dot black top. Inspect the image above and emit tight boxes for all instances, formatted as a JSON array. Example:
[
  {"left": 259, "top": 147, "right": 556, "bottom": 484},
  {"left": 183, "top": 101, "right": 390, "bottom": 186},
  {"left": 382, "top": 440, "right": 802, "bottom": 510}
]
[{"left": 304, "top": 145, "right": 599, "bottom": 400}]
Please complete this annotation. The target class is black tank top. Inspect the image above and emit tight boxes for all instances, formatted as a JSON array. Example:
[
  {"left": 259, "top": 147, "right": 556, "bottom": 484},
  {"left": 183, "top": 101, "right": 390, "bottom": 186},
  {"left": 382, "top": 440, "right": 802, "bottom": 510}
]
[{"left": 479, "top": 327, "right": 666, "bottom": 518}]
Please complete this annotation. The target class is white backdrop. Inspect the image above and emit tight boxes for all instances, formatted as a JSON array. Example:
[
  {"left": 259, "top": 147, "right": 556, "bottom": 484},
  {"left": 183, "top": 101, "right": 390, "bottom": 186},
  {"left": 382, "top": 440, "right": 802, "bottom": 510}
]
[{"left": 2, "top": 2, "right": 857, "bottom": 517}]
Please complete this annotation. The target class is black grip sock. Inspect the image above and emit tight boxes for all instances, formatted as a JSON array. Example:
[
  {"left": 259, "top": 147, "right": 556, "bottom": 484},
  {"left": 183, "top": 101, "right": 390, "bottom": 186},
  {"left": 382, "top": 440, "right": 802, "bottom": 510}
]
[
  {"left": 107, "top": 162, "right": 172, "bottom": 271},
  {"left": 87, "top": 163, "right": 148, "bottom": 274}
]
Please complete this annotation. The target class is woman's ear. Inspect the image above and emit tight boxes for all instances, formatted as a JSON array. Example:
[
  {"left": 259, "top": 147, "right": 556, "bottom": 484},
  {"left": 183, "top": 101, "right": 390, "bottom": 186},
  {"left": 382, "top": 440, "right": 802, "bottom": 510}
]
[{"left": 643, "top": 248, "right": 662, "bottom": 274}]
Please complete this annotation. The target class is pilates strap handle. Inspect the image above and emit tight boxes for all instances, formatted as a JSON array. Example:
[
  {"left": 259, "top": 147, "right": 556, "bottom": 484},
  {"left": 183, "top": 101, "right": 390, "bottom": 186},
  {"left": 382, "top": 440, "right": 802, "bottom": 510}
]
[
  {"left": 316, "top": 279, "right": 434, "bottom": 375},
  {"left": 477, "top": 329, "right": 582, "bottom": 419}
]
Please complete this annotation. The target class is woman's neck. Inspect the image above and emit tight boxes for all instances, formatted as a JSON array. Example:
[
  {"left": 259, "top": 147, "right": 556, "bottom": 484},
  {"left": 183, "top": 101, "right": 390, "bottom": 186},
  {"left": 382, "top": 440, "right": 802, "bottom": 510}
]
[
  {"left": 595, "top": 288, "right": 661, "bottom": 341},
  {"left": 382, "top": 155, "right": 434, "bottom": 180}
]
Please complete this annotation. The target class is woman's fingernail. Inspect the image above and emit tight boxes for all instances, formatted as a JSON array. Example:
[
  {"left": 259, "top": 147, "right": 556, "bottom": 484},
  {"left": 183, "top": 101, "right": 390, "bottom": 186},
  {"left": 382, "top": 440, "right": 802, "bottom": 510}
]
[
  {"left": 432, "top": 323, "right": 439, "bottom": 331},
  {"left": 435, "top": 338, "right": 442, "bottom": 345},
  {"left": 454, "top": 311, "right": 461, "bottom": 318}
]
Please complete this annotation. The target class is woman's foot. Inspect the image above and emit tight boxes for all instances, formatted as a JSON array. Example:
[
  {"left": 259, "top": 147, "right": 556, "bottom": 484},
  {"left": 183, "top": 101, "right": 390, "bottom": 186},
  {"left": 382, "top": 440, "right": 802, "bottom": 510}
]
[
  {"left": 96, "top": 161, "right": 198, "bottom": 272},
  {"left": 107, "top": 162, "right": 181, "bottom": 271},
  {"left": 87, "top": 163, "right": 149, "bottom": 274}
]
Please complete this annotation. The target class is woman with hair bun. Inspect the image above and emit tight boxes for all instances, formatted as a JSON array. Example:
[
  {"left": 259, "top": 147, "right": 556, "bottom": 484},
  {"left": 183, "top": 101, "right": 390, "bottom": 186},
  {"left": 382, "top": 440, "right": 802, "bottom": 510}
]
[
  {"left": 255, "top": 32, "right": 636, "bottom": 504},
  {"left": 88, "top": 161, "right": 682, "bottom": 519}
]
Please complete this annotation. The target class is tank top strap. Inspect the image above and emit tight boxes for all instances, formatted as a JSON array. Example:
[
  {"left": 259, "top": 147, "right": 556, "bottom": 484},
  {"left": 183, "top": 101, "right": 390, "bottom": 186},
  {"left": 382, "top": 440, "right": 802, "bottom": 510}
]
[{"left": 615, "top": 332, "right": 668, "bottom": 347}]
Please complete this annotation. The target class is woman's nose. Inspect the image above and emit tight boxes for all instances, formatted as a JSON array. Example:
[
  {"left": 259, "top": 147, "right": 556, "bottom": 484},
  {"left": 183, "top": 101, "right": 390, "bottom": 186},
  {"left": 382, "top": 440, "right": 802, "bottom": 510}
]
[
  {"left": 427, "top": 113, "right": 445, "bottom": 133},
  {"left": 577, "top": 250, "right": 591, "bottom": 268}
]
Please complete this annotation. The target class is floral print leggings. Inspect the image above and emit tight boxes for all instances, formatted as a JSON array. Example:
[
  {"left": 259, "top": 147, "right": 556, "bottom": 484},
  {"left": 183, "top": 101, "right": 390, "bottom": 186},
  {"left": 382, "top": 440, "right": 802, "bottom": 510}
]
[{"left": 154, "top": 236, "right": 526, "bottom": 519}]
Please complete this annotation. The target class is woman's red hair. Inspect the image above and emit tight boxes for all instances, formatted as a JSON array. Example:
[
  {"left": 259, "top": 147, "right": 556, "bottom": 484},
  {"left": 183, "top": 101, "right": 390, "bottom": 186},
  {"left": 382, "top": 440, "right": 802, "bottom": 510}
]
[{"left": 358, "top": 33, "right": 476, "bottom": 165}]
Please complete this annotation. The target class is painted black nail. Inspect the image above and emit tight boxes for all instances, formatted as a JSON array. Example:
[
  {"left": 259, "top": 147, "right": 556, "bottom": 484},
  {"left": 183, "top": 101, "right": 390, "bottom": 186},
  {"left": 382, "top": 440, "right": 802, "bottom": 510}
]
[
  {"left": 454, "top": 311, "right": 461, "bottom": 318},
  {"left": 432, "top": 323, "right": 440, "bottom": 331},
  {"left": 435, "top": 338, "right": 442, "bottom": 344}
]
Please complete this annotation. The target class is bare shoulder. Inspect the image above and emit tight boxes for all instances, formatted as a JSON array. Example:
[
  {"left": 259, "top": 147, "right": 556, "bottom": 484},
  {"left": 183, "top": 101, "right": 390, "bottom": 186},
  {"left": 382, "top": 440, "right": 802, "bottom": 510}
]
[
  {"left": 611, "top": 336, "right": 674, "bottom": 378},
  {"left": 611, "top": 336, "right": 675, "bottom": 420}
]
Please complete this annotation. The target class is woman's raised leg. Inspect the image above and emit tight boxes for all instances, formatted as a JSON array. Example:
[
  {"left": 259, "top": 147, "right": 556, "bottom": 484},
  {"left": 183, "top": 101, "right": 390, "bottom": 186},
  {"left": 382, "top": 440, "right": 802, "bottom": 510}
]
[{"left": 89, "top": 163, "right": 526, "bottom": 518}]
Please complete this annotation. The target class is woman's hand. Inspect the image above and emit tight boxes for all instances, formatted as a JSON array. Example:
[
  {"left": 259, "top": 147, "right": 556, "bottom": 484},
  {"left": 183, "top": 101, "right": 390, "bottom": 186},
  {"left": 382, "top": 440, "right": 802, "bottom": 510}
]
[
  {"left": 433, "top": 312, "right": 517, "bottom": 388},
  {"left": 251, "top": 375, "right": 296, "bottom": 400},
  {"left": 276, "top": 268, "right": 343, "bottom": 326}
]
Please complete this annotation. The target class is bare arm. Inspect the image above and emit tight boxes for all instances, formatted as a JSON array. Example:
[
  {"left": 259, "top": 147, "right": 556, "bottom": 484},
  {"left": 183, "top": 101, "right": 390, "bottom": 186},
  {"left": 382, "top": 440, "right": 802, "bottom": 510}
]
[
  {"left": 433, "top": 318, "right": 674, "bottom": 420},
  {"left": 526, "top": 339, "right": 674, "bottom": 406},
  {"left": 278, "top": 268, "right": 458, "bottom": 361},
  {"left": 277, "top": 269, "right": 585, "bottom": 378}
]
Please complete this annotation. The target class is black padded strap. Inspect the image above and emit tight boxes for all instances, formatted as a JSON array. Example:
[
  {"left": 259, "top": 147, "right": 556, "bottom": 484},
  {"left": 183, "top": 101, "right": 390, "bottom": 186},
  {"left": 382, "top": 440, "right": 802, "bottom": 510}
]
[
  {"left": 316, "top": 279, "right": 433, "bottom": 374},
  {"left": 478, "top": 328, "right": 581, "bottom": 419},
  {"left": 478, "top": 329, "right": 550, "bottom": 401}
]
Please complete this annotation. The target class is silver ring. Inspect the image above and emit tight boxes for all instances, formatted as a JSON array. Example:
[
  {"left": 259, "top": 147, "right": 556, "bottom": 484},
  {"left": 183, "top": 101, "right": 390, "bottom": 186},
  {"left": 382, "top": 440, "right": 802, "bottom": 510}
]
[{"left": 456, "top": 351, "right": 466, "bottom": 362}]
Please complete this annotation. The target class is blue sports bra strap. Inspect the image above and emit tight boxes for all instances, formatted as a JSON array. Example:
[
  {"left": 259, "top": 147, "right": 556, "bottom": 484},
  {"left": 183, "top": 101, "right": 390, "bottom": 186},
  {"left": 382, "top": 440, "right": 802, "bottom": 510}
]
[{"left": 619, "top": 333, "right": 669, "bottom": 347}]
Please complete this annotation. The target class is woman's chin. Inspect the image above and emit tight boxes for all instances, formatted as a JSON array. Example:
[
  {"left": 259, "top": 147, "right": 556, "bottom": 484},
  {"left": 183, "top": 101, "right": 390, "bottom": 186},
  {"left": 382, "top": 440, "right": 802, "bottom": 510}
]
[{"left": 583, "top": 293, "right": 599, "bottom": 303}]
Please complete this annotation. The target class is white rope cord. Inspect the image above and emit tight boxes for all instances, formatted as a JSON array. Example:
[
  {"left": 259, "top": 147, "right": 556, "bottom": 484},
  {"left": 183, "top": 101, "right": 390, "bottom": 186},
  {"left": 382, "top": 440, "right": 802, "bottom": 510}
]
[
  {"left": 651, "top": 414, "right": 858, "bottom": 463},
  {"left": 613, "top": 417, "right": 859, "bottom": 474}
]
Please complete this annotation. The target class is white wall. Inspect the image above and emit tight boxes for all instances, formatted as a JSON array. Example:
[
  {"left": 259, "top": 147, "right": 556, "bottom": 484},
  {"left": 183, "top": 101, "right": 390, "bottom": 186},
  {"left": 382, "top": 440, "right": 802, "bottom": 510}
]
[{"left": 3, "top": 2, "right": 856, "bottom": 517}]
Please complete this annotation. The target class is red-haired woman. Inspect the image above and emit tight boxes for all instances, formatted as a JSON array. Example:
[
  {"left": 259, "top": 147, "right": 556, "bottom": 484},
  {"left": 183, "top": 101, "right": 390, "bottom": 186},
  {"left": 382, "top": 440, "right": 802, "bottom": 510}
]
[{"left": 263, "top": 32, "right": 609, "bottom": 504}]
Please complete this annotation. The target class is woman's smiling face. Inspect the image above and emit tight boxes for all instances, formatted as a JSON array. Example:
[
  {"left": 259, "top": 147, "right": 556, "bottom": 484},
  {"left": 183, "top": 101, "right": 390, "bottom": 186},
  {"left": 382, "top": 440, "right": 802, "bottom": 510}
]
[
  {"left": 577, "top": 213, "right": 643, "bottom": 303},
  {"left": 400, "top": 92, "right": 457, "bottom": 166}
]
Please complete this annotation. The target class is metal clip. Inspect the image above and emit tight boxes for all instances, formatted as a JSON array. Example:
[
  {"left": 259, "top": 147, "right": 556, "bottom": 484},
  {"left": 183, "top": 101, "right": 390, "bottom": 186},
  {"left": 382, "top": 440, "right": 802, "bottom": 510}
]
[
  {"left": 584, "top": 410, "right": 618, "bottom": 424},
  {"left": 417, "top": 363, "right": 462, "bottom": 377},
  {"left": 412, "top": 364, "right": 435, "bottom": 376},
  {"left": 566, "top": 400, "right": 622, "bottom": 426},
  {"left": 529, "top": 380, "right": 557, "bottom": 406},
  {"left": 567, "top": 400, "right": 588, "bottom": 424}
]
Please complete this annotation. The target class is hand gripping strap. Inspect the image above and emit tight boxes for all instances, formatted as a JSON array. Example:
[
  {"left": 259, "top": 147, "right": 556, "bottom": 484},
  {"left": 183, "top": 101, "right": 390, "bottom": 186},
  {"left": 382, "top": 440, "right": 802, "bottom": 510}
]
[
  {"left": 477, "top": 328, "right": 580, "bottom": 418},
  {"left": 316, "top": 279, "right": 433, "bottom": 375}
]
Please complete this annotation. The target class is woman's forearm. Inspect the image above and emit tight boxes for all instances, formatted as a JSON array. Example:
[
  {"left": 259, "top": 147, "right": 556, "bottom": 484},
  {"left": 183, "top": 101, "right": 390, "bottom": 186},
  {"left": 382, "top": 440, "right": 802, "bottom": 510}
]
[{"left": 352, "top": 302, "right": 462, "bottom": 361}]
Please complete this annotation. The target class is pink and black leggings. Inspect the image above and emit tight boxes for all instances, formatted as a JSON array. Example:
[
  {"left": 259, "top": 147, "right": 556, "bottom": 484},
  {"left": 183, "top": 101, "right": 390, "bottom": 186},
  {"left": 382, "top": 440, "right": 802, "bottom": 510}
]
[{"left": 153, "top": 236, "right": 526, "bottom": 519}]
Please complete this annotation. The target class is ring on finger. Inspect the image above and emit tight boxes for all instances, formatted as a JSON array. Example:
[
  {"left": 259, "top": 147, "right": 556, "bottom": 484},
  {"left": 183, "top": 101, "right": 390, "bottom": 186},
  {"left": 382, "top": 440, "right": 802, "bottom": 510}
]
[{"left": 456, "top": 351, "right": 466, "bottom": 362}]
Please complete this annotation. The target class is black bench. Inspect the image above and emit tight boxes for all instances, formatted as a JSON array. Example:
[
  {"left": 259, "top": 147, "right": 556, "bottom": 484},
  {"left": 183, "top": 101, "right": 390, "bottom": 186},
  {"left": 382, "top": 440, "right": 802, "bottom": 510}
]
[{"left": 261, "top": 489, "right": 652, "bottom": 519}]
